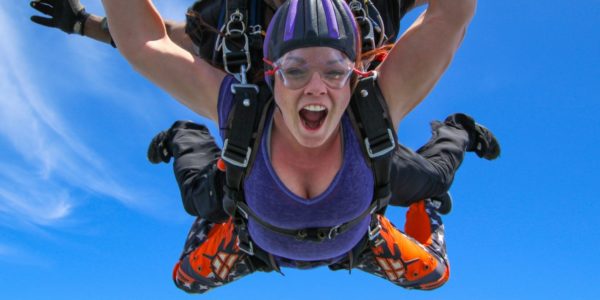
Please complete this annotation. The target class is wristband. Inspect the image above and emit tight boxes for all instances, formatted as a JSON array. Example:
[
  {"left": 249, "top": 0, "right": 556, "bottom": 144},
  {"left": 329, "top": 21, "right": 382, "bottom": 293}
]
[
  {"left": 74, "top": 10, "right": 91, "bottom": 35},
  {"left": 100, "top": 17, "right": 117, "bottom": 48}
]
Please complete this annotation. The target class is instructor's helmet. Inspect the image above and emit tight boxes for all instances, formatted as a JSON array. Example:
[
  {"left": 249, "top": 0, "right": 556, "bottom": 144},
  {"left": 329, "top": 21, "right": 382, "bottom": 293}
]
[{"left": 263, "top": 0, "right": 360, "bottom": 88}]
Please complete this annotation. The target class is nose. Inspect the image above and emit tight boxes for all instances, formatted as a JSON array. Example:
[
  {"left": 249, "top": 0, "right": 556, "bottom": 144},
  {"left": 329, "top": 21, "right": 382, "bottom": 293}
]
[{"left": 304, "top": 71, "right": 327, "bottom": 95}]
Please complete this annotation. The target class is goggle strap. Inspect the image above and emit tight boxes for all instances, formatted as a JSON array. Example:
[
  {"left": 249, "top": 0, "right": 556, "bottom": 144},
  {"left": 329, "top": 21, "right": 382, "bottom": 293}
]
[
  {"left": 263, "top": 58, "right": 279, "bottom": 76},
  {"left": 353, "top": 68, "right": 375, "bottom": 78}
]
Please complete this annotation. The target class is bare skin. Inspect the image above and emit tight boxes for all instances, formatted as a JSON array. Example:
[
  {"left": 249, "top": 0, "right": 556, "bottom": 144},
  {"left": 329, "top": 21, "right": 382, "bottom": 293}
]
[
  {"left": 83, "top": 0, "right": 427, "bottom": 56},
  {"left": 81, "top": 14, "right": 193, "bottom": 52},
  {"left": 270, "top": 48, "right": 352, "bottom": 198},
  {"left": 101, "top": 0, "right": 477, "bottom": 199}
]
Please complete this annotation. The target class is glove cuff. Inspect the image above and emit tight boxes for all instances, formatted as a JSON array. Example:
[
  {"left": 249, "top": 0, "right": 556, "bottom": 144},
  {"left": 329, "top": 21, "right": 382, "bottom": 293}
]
[{"left": 73, "top": 10, "right": 90, "bottom": 35}]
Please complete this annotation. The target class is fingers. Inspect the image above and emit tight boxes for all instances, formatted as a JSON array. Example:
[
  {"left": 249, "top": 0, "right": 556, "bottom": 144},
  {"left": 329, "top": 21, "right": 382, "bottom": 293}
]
[
  {"left": 30, "top": 15, "right": 56, "bottom": 27},
  {"left": 30, "top": 0, "right": 54, "bottom": 16}
]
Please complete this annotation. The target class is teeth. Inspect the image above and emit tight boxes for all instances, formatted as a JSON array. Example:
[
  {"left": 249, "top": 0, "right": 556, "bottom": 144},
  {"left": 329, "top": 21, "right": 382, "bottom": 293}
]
[{"left": 303, "top": 105, "right": 326, "bottom": 112}]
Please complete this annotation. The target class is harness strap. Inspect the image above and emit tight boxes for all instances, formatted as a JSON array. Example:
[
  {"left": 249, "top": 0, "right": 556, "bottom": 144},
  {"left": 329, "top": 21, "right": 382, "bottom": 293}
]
[
  {"left": 221, "top": 84, "right": 274, "bottom": 270},
  {"left": 349, "top": 73, "right": 395, "bottom": 216},
  {"left": 229, "top": 195, "right": 386, "bottom": 243}
]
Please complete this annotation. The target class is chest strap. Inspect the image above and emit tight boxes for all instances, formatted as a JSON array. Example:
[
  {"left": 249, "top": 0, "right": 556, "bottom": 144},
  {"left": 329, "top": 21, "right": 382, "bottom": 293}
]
[{"left": 230, "top": 194, "right": 387, "bottom": 243}]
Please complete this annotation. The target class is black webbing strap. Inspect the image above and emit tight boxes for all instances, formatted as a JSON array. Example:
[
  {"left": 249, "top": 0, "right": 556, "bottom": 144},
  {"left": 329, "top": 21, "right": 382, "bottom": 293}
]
[
  {"left": 349, "top": 73, "right": 395, "bottom": 214},
  {"left": 221, "top": 83, "right": 277, "bottom": 271},
  {"left": 221, "top": 83, "right": 259, "bottom": 184},
  {"left": 231, "top": 196, "right": 383, "bottom": 243}
]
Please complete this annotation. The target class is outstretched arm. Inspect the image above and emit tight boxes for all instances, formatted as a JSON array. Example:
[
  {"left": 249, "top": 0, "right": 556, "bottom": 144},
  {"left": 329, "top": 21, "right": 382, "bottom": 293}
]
[
  {"left": 377, "top": 0, "right": 477, "bottom": 129},
  {"left": 30, "top": 0, "right": 194, "bottom": 55},
  {"left": 101, "top": 0, "right": 225, "bottom": 121}
]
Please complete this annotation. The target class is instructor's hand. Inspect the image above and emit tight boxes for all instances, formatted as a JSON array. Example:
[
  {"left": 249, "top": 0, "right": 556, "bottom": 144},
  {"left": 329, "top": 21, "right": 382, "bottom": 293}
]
[{"left": 30, "top": 0, "right": 90, "bottom": 35}]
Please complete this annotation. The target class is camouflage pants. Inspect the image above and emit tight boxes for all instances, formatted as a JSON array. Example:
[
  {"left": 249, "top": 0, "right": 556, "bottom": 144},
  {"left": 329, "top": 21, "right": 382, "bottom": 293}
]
[{"left": 172, "top": 200, "right": 449, "bottom": 293}]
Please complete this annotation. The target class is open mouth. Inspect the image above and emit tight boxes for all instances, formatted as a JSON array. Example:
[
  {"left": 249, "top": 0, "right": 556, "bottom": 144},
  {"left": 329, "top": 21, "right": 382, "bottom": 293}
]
[{"left": 299, "top": 104, "right": 328, "bottom": 130}]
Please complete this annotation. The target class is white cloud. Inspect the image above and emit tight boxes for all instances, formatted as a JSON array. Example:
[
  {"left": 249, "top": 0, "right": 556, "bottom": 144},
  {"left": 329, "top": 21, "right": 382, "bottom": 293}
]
[{"left": 0, "top": 1, "right": 171, "bottom": 231}]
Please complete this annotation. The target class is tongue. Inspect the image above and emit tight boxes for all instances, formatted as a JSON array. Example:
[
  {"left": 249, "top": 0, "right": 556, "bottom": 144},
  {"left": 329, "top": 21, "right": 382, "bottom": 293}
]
[{"left": 299, "top": 109, "right": 326, "bottom": 129}]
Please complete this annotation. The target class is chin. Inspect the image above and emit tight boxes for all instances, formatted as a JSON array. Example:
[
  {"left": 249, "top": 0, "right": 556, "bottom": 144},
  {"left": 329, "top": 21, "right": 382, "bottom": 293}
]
[{"left": 295, "top": 123, "right": 337, "bottom": 149}]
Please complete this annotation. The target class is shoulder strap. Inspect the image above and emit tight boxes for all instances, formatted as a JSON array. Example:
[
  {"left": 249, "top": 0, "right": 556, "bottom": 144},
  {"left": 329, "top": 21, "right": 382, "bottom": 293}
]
[
  {"left": 348, "top": 72, "right": 396, "bottom": 214},
  {"left": 221, "top": 83, "right": 272, "bottom": 201}
]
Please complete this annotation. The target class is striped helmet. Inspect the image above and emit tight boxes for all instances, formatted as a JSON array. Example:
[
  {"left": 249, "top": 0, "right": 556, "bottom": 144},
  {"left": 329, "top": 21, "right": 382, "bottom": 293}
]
[{"left": 264, "top": 0, "right": 360, "bottom": 86}]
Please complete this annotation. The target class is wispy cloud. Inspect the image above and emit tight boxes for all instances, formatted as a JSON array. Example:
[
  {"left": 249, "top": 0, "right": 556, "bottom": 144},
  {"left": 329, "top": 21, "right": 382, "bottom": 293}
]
[{"left": 0, "top": 2, "right": 169, "bottom": 233}]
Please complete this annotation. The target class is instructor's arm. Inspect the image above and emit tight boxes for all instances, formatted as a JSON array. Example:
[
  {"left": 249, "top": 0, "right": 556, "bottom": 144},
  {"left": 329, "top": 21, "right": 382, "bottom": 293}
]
[{"left": 30, "top": 0, "right": 194, "bottom": 53}]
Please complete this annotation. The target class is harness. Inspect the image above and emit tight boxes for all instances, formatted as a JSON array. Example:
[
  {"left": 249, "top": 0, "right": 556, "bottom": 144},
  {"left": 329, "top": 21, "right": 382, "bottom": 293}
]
[{"left": 196, "top": 0, "right": 399, "bottom": 272}]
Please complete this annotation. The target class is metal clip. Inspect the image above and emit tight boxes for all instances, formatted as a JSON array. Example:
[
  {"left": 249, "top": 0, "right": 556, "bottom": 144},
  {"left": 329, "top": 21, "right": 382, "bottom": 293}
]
[
  {"left": 222, "top": 35, "right": 252, "bottom": 77},
  {"left": 226, "top": 10, "right": 246, "bottom": 35},
  {"left": 237, "top": 238, "right": 254, "bottom": 256},
  {"left": 221, "top": 139, "right": 252, "bottom": 168},
  {"left": 368, "top": 222, "right": 383, "bottom": 247},
  {"left": 249, "top": 25, "right": 263, "bottom": 35},
  {"left": 327, "top": 225, "right": 341, "bottom": 240},
  {"left": 364, "top": 128, "right": 396, "bottom": 158}
]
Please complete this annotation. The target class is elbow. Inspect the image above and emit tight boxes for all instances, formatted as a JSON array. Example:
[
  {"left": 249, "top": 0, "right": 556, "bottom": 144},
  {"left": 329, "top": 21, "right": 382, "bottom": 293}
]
[{"left": 117, "top": 39, "right": 166, "bottom": 71}]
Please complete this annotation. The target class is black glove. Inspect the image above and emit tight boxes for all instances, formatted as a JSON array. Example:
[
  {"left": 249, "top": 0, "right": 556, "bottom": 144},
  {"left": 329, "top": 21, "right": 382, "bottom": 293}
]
[{"left": 30, "top": 0, "right": 90, "bottom": 35}]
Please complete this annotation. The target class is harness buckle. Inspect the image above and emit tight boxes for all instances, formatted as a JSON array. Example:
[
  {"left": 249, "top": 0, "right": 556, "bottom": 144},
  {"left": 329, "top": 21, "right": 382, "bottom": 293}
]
[
  {"left": 215, "top": 9, "right": 251, "bottom": 78},
  {"left": 327, "top": 225, "right": 341, "bottom": 240},
  {"left": 231, "top": 82, "right": 259, "bottom": 95},
  {"left": 364, "top": 128, "right": 396, "bottom": 158},
  {"left": 237, "top": 238, "right": 254, "bottom": 256},
  {"left": 222, "top": 33, "right": 251, "bottom": 76},
  {"left": 368, "top": 222, "right": 384, "bottom": 247},
  {"left": 221, "top": 139, "right": 252, "bottom": 168},
  {"left": 249, "top": 25, "right": 263, "bottom": 35}
]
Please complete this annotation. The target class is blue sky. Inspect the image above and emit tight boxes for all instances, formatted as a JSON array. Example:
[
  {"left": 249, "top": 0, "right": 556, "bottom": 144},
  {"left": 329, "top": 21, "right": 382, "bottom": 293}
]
[{"left": 1, "top": 1, "right": 599, "bottom": 299}]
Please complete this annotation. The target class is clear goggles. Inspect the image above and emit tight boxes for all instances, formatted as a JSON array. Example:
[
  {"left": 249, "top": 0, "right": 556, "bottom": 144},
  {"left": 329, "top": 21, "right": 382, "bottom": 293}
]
[{"left": 265, "top": 54, "right": 357, "bottom": 90}]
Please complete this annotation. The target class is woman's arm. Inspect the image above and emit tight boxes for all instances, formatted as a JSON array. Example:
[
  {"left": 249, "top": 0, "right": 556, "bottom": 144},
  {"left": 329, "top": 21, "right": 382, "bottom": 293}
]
[
  {"left": 377, "top": 0, "right": 477, "bottom": 130},
  {"left": 101, "top": 0, "right": 225, "bottom": 121}
]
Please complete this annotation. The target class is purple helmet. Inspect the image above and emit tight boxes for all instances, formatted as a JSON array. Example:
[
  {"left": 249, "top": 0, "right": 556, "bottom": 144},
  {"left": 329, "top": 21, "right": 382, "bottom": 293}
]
[{"left": 264, "top": 0, "right": 360, "bottom": 86}]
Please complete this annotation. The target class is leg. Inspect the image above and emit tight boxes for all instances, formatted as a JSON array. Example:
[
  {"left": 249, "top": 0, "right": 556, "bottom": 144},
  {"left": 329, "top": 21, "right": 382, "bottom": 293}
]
[
  {"left": 173, "top": 218, "right": 256, "bottom": 293},
  {"left": 390, "top": 113, "right": 500, "bottom": 207},
  {"left": 355, "top": 200, "right": 449, "bottom": 290},
  {"left": 390, "top": 120, "right": 469, "bottom": 206},
  {"left": 148, "top": 121, "right": 228, "bottom": 223}
]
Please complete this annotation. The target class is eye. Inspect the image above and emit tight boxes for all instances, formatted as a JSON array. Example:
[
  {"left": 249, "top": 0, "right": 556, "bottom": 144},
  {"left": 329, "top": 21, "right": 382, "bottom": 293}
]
[
  {"left": 282, "top": 67, "right": 308, "bottom": 79},
  {"left": 323, "top": 69, "right": 347, "bottom": 80}
]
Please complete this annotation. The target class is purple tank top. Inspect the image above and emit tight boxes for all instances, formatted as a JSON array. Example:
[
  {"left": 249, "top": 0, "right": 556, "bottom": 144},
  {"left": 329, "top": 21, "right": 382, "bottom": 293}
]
[{"left": 218, "top": 76, "right": 374, "bottom": 262}]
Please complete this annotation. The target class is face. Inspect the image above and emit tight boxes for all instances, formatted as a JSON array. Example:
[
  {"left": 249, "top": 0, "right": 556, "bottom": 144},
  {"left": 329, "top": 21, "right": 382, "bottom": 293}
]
[{"left": 273, "top": 47, "right": 354, "bottom": 148}]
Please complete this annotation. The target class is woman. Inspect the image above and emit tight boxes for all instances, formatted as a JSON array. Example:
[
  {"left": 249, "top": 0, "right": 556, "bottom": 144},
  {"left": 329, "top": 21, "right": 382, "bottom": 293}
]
[
  {"left": 28, "top": 0, "right": 497, "bottom": 213},
  {"left": 101, "top": 0, "right": 486, "bottom": 293}
]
